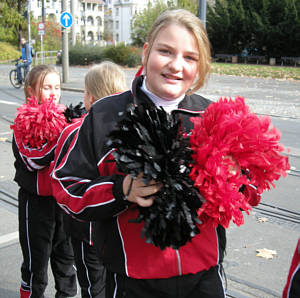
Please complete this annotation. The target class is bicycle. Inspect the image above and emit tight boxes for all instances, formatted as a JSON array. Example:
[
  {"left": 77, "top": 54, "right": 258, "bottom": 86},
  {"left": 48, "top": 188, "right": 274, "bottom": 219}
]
[{"left": 9, "top": 59, "right": 30, "bottom": 89}]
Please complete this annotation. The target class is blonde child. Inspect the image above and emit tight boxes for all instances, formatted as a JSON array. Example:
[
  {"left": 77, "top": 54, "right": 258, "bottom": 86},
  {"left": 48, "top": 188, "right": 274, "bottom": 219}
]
[
  {"left": 51, "top": 61, "right": 127, "bottom": 298},
  {"left": 12, "top": 65, "right": 77, "bottom": 298},
  {"left": 51, "top": 10, "right": 227, "bottom": 298}
]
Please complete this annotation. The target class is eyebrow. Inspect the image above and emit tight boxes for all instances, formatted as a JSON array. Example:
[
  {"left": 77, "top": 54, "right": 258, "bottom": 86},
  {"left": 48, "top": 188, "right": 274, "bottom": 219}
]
[{"left": 155, "top": 43, "right": 199, "bottom": 57}]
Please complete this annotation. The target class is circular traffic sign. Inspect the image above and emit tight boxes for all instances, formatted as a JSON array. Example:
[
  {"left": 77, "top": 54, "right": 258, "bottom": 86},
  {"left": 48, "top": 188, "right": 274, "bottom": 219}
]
[
  {"left": 60, "top": 12, "right": 73, "bottom": 29},
  {"left": 38, "top": 22, "right": 45, "bottom": 30}
]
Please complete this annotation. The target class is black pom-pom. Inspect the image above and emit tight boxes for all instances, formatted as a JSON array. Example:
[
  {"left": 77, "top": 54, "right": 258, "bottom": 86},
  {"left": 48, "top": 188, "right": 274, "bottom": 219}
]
[
  {"left": 63, "top": 102, "right": 86, "bottom": 123},
  {"left": 107, "top": 103, "right": 204, "bottom": 250}
]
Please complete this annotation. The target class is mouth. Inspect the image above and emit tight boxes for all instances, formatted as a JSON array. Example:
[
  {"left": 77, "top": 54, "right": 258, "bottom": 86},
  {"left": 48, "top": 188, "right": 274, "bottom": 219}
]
[{"left": 162, "top": 73, "right": 182, "bottom": 81}]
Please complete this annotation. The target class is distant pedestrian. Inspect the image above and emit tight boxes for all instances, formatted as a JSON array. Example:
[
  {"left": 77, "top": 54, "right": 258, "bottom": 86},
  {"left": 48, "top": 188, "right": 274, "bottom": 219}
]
[
  {"left": 283, "top": 238, "right": 300, "bottom": 298},
  {"left": 11, "top": 65, "right": 77, "bottom": 298},
  {"left": 51, "top": 61, "right": 127, "bottom": 298},
  {"left": 17, "top": 38, "right": 33, "bottom": 84}
]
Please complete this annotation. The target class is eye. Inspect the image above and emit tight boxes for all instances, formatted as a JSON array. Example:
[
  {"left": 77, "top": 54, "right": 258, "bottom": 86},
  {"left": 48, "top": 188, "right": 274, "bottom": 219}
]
[
  {"left": 185, "top": 55, "right": 198, "bottom": 61},
  {"left": 159, "top": 48, "right": 171, "bottom": 55}
]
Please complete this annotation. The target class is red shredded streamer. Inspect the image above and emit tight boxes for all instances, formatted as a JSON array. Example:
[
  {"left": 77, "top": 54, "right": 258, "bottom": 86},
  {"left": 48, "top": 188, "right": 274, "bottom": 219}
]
[
  {"left": 189, "top": 96, "right": 290, "bottom": 228},
  {"left": 11, "top": 96, "right": 68, "bottom": 150}
]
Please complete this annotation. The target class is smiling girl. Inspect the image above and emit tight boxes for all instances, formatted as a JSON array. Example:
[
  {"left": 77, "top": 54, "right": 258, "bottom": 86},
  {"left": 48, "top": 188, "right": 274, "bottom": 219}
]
[
  {"left": 52, "top": 10, "right": 226, "bottom": 298},
  {"left": 12, "top": 65, "right": 77, "bottom": 298}
]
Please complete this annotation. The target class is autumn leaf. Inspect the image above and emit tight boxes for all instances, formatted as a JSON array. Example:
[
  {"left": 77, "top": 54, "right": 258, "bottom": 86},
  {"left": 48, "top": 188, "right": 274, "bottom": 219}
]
[
  {"left": 258, "top": 217, "right": 268, "bottom": 223},
  {"left": 256, "top": 248, "right": 277, "bottom": 259}
]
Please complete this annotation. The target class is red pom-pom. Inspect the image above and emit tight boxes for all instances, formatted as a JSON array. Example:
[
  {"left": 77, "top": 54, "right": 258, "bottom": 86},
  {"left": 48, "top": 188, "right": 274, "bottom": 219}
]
[
  {"left": 189, "top": 96, "right": 290, "bottom": 228},
  {"left": 11, "top": 96, "right": 67, "bottom": 150}
]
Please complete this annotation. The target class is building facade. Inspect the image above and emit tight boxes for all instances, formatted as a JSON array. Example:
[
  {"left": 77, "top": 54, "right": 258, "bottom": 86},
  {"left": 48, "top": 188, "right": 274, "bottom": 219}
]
[{"left": 30, "top": 0, "right": 173, "bottom": 46}]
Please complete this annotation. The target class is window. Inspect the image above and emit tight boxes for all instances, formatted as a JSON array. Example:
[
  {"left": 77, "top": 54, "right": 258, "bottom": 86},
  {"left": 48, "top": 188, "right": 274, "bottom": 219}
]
[
  {"left": 116, "top": 33, "right": 119, "bottom": 43},
  {"left": 116, "top": 21, "right": 119, "bottom": 29},
  {"left": 116, "top": 8, "right": 119, "bottom": 16},
  {"left": 87, "top": 3, "right": 91, "bottom": 10},
  {"left": 87, "top": 16, "right": 94, "bottom": 26},
  {"left": 97, "top": 16, "right": 102, "bottom": 26}
]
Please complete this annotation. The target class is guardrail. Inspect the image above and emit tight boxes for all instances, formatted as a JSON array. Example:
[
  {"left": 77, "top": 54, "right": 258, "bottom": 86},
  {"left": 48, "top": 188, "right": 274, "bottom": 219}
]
[{"left": 33, "top": 50, "right": 60, "bottom": 66}]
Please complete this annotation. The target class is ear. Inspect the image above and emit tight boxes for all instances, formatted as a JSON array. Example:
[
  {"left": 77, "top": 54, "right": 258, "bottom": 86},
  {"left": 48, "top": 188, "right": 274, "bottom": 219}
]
[
  {"left": 89, "top": 95, "right": 96, "bottom": 105},
  {"left": 141, "top": 43, "right": 149, "bottom": 66},
  {"left": 26, "top": 86, "right": 33, "bottom": 97}
]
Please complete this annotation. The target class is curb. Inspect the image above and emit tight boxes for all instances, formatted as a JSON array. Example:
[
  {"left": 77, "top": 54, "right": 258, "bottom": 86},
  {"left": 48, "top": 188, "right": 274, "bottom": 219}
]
[{"left": 61, "top": 86, "right": 84, "bottom": 93}]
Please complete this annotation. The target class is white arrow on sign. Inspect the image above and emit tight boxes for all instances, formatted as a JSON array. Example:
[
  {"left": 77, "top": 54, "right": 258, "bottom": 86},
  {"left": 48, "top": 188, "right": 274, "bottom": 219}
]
[{"left": 63, "top": 14, "right": 71, "bottom": 27}]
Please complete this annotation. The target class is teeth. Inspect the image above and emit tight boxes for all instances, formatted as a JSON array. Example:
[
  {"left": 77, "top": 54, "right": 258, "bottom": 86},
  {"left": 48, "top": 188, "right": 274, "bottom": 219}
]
[{"left": 164, "top": 74, "right": 180, "bottom": 80}]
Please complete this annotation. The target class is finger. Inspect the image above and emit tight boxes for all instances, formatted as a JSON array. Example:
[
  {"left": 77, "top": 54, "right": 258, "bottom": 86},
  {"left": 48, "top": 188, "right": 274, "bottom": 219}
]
[
  {"left": 135, "top": 183, "right": 161, "bottom": 198},
  {"left": 135, "top": 196, "right": 154, "bottom": 207}
]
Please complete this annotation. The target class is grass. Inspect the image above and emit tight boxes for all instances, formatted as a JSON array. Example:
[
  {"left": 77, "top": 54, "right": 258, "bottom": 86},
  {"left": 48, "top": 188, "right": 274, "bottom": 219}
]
[
  {"left": 0, "top": 42, "right": 20, "bottom": 62},
  {"left": 211, "top": 62, "right": 300, "bottom": 81}
]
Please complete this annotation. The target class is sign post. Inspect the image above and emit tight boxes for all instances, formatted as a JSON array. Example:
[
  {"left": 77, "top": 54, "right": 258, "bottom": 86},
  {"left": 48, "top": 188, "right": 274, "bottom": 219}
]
[
  {"left": 38, "top": 22, "right": 45, "bottom": 63},
  {"left": 60, "top": 10, "right": 73, "bottom": 83}
]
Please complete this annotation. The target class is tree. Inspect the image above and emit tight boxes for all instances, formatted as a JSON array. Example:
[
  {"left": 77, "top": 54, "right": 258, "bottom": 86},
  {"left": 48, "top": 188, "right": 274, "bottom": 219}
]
[
  {"left": 31, "top": 19, "right": 62, "bottom": 52},
  {"left": 130, "top": 0, "right": 199, "bottom": 47},
  {"left": 0, "top": 2, "right": 26, "bottom": 45},
  {"left": 131, "top": 1, "right": 173, "bottom": 46},
  {"left": 177, "top": 0, "right": 198, "bottom": 14},
  {"left": 207, "top": 0, "right": 300, "bottom": 58}
]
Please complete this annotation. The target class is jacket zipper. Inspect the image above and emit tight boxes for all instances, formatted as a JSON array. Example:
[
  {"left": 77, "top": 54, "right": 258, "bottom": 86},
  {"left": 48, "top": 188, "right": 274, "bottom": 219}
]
[{"left": 176, "top": 250, "right": 182, "bottom": 275}]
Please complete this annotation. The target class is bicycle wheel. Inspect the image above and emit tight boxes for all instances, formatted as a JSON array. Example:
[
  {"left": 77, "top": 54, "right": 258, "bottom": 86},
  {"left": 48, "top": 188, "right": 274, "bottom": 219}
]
[{"left": 9, "top": 69, "right": 22, "bottom": 89}]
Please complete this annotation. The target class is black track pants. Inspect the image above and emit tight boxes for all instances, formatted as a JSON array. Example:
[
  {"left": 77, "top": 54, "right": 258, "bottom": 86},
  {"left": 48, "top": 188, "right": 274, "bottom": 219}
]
[
  {"left": 71, "top": 238, "right": 106, "bottom": 298},
  {"left": 18, "top": 188, "right": 77, "bottom": 298},
  {"left": 105, "top": 265, "right": 226, "bottom": 298}
]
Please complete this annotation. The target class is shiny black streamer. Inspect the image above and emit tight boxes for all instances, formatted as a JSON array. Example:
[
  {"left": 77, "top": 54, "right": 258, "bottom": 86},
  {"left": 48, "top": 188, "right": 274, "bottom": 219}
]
[
  {"left": 107, "top": 103, "right": 204, "bottom": 250},
  {"left": 63, "top": 102, "right": 86, "bottom": 123}
]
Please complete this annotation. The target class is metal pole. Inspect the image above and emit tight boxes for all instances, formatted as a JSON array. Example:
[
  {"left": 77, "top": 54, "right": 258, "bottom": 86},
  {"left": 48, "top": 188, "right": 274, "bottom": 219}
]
[
  {"left": 41, "top": 0, "right": 45, "bottom": 63},
  {"left": 42, "top": 0, "right": 45, "bottom": 23},
  {"left": 198, "top": 0, "right": 207, "bottom": 29},
  {"left": 27, "top": 0, "right": 31, "bottom": 44},
  {"left": 41, "top": 35, "right": 44, "bottom": 64},
  {"left": 70, "top": 0, "right": 76, "bottom": 46},
  {"left": 62, "top": 0, "right": 69, "bottom": 83}
]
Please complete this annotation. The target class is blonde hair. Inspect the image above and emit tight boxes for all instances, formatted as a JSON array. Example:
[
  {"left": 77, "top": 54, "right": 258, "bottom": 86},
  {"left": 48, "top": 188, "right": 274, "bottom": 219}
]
[
  {"left": 24, "top": 64, "right": 61, "bottom": 102},
  {"left": 85, "top": 61, "right": 127, "bottom": 101},
  {"left": 143, "top": 9, "right": 211, "bottom": 94}
]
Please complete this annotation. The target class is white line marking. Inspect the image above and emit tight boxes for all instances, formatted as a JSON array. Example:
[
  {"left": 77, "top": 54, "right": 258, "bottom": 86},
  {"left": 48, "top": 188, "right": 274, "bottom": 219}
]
[
  {"left": 0, "top": 100, "right": 20, "bottom": 106},
  {"left": 0, "top": 131, "right": 12, "bottom": 136},
  {"left": 0, "top": 231, "right": 19, "bottom": 245}
]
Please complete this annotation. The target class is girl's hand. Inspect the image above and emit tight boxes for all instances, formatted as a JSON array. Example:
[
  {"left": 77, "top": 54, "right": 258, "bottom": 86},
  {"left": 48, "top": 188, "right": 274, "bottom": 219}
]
[{"left": 123, "top": 173, "right": 162, "bottom": 207}]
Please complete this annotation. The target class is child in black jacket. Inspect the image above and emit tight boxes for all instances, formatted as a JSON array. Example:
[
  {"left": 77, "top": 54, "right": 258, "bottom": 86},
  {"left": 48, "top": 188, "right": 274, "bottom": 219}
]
[{"left": 11, "top": 65, "right": 77, "bottom": 298}]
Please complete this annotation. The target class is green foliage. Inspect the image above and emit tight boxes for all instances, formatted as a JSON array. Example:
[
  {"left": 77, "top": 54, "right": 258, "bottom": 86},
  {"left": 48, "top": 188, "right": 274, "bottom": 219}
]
[
  {"left": 130, "top": 0, "right": 199, "bottom": 47},
  {"left": 207, "top": 0, "right": 300, "bottom": 58},
  {"left": 0, "top": 2, "right": 26, "bottom": 45},
  {"left": 66, "top": 44, "right": 141, "bottom": 67},
  {"left": 176, "top": 0, "right": 198, "bottom": 14},
  {"left": 0, "top": 42, "right": 20, "bottom": 61},
  {"left": 131, "top": 1, "right": 174, "bottom": 46},
  {"left": 31, "top": 19, "right": 62, "bottom": 52}
]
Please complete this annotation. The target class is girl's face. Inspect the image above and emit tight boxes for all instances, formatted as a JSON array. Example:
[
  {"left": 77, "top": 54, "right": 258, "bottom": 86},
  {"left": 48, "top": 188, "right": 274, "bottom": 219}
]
[
  {"left": 34, "top": 72, "right": 61, "bottom": 103},
  {"left": 142, "top": 23, "right": 199, "bottom": 101}
]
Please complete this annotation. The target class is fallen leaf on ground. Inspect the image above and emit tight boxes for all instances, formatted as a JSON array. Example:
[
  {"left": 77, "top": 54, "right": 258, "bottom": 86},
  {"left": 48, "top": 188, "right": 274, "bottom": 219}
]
[
  {"left": 256, "top": 248, "right": 277, "bottom": 259},
  {"left": 258, "top": 217, "right": 268, "bottom": 223}
]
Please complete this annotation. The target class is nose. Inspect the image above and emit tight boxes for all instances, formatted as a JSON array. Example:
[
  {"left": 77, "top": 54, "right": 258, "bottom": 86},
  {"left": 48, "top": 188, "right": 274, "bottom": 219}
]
[{"left": 168, "top": 55, "right": 184, "bottom": 72}]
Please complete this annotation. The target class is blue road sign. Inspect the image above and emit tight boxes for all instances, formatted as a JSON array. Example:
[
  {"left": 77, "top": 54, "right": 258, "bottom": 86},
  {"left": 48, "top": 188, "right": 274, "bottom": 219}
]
[{"left": 60, "top": 12, "right": 73, "bottom": 28}]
